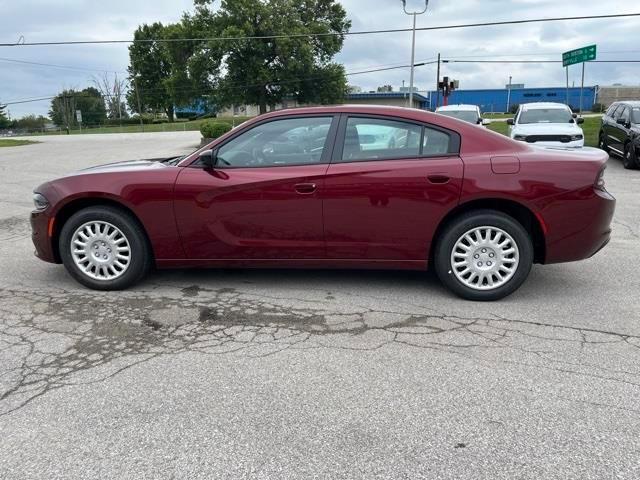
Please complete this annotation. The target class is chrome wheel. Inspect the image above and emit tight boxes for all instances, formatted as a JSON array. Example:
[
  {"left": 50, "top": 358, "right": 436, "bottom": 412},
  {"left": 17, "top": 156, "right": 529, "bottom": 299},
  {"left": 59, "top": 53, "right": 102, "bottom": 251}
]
[
  {"left": 450, "top": 226, "right": 520, "bottom": 291},
  {"left": 70, "top": 221, "right": 131, "bottom": 281}
]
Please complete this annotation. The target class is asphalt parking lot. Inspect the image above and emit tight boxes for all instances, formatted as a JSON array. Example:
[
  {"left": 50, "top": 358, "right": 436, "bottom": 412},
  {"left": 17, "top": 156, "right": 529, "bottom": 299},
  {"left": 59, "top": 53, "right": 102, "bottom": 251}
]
[{"left": 1, "top": 132, "right": 639, "bottom": 479}]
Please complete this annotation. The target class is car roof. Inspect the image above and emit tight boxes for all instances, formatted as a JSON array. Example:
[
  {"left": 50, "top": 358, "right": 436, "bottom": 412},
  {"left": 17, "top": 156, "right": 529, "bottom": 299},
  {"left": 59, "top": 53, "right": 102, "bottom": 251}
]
[
  {"left": 436, "top": 104, "right": 479, "bottom": 112},
  {"left": 520, "top": 102, "right": 570, "bottom": 110},
  {"left": 611, "top": 101, "right": 640, "bottom": 107}
]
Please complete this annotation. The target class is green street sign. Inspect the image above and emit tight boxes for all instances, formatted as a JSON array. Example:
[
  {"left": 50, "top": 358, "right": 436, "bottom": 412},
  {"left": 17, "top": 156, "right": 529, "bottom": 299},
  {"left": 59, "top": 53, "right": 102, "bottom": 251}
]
[{"left": 562, "top": 45, "right": 597, "bottom": 67}]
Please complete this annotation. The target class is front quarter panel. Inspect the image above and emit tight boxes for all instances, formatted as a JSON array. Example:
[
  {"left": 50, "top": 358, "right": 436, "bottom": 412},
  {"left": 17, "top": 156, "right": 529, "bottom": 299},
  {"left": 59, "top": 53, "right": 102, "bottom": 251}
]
[{"left": 46, "top": 167, "right": 185, "bottom": 261}]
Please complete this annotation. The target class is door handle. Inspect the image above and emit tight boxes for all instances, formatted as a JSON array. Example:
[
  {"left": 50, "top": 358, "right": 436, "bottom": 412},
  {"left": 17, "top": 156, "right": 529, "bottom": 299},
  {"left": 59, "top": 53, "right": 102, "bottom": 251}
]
[
  {"left": 427, "top": 175, "right": 450, "bottom": 184},
  {"left": 294, "top": 183, "right": 317, "bottom": 194}
]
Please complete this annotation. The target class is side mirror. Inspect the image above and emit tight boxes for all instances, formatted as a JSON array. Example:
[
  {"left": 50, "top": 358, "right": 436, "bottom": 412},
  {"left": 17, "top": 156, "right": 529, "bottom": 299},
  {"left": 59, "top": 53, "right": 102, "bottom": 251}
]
[
  {"left": 572, "top": 113, "right": 578, "bottom": 118},
  {"left": 506, "top": 118, "right": 514, "bottom": 125},
  {"left": 198, "top": 149, "right": 216, "bottom": 168},
  {"left": 616, "top": 118, "right": 627, "bottom": 126},
  {"left": 576, "top": 117, "right": 585, "bottom": 125},
  {"left": 482, "top": 118, "right": 492, "bottom": 125}
]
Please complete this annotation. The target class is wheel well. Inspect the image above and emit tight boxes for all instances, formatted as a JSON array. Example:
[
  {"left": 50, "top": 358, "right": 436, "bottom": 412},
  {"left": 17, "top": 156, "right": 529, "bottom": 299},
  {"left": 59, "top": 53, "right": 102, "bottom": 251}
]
[
  {"left": 51, "top": 198, "right": 154, "bottom": 263},
  {"left": 430, "top": 199, "right": 546, "bottom": 264}
]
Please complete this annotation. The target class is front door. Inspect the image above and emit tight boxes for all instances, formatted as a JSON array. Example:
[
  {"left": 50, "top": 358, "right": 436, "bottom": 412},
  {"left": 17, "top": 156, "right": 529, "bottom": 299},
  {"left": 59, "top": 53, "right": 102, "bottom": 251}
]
[
  {"left": 322, "top": 115, "right": 464, "bottom": 262},
  {"left": 174, "top": 115, "right": 337, "bottom": 260}
]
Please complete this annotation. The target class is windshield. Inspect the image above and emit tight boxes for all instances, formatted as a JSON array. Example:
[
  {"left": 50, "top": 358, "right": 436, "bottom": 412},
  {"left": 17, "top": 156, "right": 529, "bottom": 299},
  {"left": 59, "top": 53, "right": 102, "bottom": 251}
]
[
  {"left": 438, "top": 110, "right": 479, "bottom": 123},
  {"left": 518, "top": 108, "right": 573, "bottom": 124},
  {"left": 632, "top": 107, "right": 640, "bottom": 124}
]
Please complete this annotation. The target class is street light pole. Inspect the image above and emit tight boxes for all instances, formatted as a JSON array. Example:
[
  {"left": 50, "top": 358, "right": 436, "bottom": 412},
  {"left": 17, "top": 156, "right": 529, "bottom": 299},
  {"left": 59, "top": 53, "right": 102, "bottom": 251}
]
[{"left": 402, "top": 0, "right": 429, "bottom": 108}]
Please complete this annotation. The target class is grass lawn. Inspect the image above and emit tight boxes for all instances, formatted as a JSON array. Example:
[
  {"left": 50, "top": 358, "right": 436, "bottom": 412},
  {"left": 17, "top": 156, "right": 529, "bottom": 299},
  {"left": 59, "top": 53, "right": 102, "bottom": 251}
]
[
  {"left": 487, "top": 117, "right": 600, "bottom": 147},
  {"left": 0, "top": 139, "right": 39, "bottom": 147}
]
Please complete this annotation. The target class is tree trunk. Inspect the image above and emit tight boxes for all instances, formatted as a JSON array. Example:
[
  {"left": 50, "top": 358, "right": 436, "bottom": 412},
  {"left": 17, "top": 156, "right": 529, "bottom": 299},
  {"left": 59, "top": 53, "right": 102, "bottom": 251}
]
[
  {"left": 166, "top": 105, "right": 175, "bottom": 122},
  {"left": 259, "top": 86, "right": 267, "bottom": 115}
]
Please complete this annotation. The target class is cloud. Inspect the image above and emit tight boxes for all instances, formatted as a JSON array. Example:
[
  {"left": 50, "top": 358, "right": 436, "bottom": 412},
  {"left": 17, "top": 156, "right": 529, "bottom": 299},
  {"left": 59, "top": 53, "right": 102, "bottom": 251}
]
[{"left": 1, "top": 0, "right": 639, "bottom": 117}]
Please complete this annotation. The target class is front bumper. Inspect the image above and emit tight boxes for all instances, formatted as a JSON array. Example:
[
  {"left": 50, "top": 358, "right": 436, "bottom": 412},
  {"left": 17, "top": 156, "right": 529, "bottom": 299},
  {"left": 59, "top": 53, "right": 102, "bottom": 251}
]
[{"left": 30, "top": 209, "right": 58, "bottom": 263}]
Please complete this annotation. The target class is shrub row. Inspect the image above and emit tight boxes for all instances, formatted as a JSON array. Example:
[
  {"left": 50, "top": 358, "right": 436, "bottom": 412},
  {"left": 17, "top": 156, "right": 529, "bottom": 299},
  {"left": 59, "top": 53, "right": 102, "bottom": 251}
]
[{"left": 200, "top": 121, "right": 233, "bottom": 139}]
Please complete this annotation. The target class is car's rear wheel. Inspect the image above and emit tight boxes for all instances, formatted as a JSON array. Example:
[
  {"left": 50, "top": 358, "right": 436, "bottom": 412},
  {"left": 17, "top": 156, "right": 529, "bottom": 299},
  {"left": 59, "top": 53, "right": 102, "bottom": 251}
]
[
  {"left": 623, "top": 142, "right": 639, "bottom": 170},
  {"left": 598, "top": 132, "right": 609, "bottom": 153},
  {"left": 434, "top": 210, "right": 533, "bottom": 301},
  {"left": 59, "top": 206, "right": 151, "bottom": 290}
]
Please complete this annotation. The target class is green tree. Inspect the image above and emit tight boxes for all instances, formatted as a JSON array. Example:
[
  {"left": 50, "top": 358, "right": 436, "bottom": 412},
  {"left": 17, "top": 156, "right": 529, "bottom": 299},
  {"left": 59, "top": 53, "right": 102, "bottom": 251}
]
[
  {"left": 12, "top": 115, "right": 49, "bottom": 131},
  {"left": 49, "top": 87, "right": 107, "bottom": 128},
  {"left": 127, "top": 23, "right": 174, "bottom": 120},
  {"left": 193, "top": 0, "right": 350, "bottom": 114},
  {"left": 0, "top": 104, "right": 10, "bottom": 129}
]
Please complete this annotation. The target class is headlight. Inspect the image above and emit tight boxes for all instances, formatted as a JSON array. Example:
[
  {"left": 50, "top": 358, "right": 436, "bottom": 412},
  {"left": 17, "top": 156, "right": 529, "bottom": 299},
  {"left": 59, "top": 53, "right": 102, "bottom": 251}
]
[
  {"left": 570, "top": 134, "right": 583, "bottom": 141},
  {"left": 33, "top": 193, "right": 49, "bottom": 211},
  {"left": 513, "top": 134, "right": 527, "bottom": 141}
]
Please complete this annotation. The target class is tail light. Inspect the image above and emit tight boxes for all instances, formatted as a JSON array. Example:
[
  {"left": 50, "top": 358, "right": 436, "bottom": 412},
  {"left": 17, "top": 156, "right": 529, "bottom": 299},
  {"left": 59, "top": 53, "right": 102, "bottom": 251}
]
[{"left": 594, "top": 166, "right": 607, "bottom": 191}]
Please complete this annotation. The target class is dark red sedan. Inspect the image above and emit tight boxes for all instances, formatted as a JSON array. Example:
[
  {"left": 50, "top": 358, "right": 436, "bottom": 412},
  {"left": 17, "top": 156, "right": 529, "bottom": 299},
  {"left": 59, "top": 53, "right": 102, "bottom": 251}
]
[{"left": 31, "top": 106, "right": 615, "bottom": 300}]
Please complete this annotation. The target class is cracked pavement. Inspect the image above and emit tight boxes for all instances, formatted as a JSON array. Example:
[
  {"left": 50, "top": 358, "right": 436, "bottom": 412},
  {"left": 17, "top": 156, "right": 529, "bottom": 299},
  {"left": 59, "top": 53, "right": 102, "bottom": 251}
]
[{"left": 1, "top": 132, "right": 639, "bottom": 479}]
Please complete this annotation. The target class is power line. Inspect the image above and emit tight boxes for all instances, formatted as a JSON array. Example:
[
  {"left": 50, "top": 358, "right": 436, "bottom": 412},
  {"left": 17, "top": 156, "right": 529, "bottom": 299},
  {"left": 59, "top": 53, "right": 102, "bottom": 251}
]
[
  {"left": 0, "top": 56, "right": 126, "bottom": 73},
  {"left": 2, "top": 12, "right": 639, "bottom": 47},
  {"left": 444, "top": 59, "right": 640, "bottom": 63},
  {"left": 1, "top": 62, "right": 438, "bottom": 106}
]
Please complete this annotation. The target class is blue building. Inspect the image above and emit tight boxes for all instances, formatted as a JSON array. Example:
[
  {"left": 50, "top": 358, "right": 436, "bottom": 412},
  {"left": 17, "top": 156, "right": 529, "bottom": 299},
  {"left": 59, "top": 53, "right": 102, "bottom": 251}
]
[{"left": 426, "top": 86, "right": 597, "bottom": 113}]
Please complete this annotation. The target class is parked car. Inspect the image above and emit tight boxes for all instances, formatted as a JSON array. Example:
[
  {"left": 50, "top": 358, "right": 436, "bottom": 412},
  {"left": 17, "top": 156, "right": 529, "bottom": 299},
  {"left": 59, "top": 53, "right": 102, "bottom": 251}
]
[
  {"left": 31, "top": 105, "right": 615, "bottom": 301},
  {"left": 507, "top": 102, "right": 585, "bottom": 147},
  {"left": 598, "top": 101, "right": 640, "bottom": 169},
  {"left": 436, "top": 104, "right": 490, "bottom": 126}
]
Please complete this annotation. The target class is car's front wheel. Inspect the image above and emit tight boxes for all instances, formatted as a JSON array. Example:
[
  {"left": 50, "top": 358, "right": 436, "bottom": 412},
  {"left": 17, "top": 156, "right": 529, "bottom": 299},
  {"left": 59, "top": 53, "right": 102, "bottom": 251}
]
[
  {"left": 59, "top": 206, "right": 152, "bottom": 290},
  {"left": 434, "top": 210, "right": 533, "bottom": 301},
  {"left": 623, "top": 142, "right": 639, "bottom": 170},
  {"left": 598, "top": 132, "right": 609, "bottom": 153}
]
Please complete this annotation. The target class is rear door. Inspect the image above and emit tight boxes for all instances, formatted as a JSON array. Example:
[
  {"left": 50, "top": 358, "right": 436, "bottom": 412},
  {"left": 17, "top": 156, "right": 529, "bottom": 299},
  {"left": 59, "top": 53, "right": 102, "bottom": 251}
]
[
  {"left": 174, "top": 115, "right": 338, "bottom": 260},
  {"left": 322, "top": 115, "right": 464, "bottom": 262},
  {"left": 610, "top": 105, "right": 630, "bottom": 153}
]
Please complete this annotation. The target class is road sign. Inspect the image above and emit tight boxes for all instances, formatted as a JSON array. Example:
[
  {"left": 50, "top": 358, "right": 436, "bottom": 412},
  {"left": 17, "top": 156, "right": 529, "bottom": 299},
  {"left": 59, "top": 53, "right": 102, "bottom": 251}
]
[
  {"left": 562, "top": 45, "right": 597, "bottom": 67},
  {"left": 75, "top": 110, "right": 82, "bottom": 123}
]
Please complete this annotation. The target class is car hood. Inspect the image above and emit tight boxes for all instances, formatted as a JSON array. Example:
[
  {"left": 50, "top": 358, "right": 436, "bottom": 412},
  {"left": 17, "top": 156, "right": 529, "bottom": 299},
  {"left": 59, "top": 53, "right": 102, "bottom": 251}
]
[
  {"left": 69, "top": 157, "right": 178, "bottom": 176},
  {"left": 512, "top": 123, "right": 583, "bottom": 136}
]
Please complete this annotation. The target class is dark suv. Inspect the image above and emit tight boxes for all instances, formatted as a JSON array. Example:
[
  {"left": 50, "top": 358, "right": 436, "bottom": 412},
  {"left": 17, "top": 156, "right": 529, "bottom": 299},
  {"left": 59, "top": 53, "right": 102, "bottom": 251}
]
[{"left": 598, "top": 101, "right": 640, "bottom": 169}]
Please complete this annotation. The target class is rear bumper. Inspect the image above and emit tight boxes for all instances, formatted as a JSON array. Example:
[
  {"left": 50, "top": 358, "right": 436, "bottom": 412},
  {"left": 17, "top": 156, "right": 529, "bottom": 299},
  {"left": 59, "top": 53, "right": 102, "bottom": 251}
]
[
  {"left": 541, "top": 186, "right": 616, "bottom": 264},
  {"left": 30, "top": 210, "right": 58, "bottom": 263}
]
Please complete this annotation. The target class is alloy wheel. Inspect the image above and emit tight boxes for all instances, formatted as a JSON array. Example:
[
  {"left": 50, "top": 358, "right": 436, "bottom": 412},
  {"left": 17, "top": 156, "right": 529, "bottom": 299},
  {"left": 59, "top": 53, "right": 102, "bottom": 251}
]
[
  {"left": 450, "top": 226, "right": 520, "bottom": 290},
  {"left": 70, "top": 221, "right": 131, "bottom": 281}
]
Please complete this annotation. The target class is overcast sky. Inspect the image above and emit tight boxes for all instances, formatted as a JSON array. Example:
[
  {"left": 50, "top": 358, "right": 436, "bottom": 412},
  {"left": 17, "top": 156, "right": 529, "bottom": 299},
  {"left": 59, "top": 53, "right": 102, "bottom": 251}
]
[{"left": 1, "top": 0, "right": 639, "bottom": 118}]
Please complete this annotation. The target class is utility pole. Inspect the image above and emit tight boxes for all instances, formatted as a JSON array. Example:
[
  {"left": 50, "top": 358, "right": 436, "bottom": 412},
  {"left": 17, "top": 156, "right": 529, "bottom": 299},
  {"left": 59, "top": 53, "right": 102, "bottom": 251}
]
[
  {"left": 134, "top": 77, "right": 144, "bottom": 132},
  {"left": 506, "top": 75, "right": 512, "bottom": 113},
  {"left": 435, "top": 53, "right": 441, "bottom": 110},
  {"left": 401, "top": 0, "right": 429, "bottom": 108},
  {"left": 579, "top": 62, "right": 585, "bottom": 114},
  {"left": 565, "top": 66, "right": 569, "bottom": 106}
]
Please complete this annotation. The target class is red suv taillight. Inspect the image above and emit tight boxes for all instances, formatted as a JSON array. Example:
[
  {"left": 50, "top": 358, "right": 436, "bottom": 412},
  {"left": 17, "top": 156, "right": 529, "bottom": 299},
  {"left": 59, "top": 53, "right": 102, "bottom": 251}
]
[{"left": 594, "top": 166, "right": 607, "bottom": 191}]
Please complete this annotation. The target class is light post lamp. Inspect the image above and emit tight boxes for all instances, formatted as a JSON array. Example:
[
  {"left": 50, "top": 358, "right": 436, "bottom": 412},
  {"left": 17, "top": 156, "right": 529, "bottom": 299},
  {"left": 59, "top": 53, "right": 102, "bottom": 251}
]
[{"left": 401, "top": 0, "right": 429, "bottom": 108}]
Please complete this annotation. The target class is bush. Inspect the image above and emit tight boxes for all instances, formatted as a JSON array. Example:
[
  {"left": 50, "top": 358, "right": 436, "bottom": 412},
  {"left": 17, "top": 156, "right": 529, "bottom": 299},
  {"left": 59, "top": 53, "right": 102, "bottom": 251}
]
[
  {"left": 509, "top": 104, "right": 519, "bottom": 114},
  {"left": 591, "top": 103, "right": 606, "bottom": 113},
  {"left": 152, "top": 118, "right": 170, "bottom": 124},
  {"left": 200, "top": 121, "right": 233, "bottom": 139}
]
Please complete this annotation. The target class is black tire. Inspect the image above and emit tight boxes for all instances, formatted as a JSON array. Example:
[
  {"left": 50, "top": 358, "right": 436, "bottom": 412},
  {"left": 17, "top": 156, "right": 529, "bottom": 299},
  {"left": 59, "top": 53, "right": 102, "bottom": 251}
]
[
  {"left": 59, "top": 206, "right": 152, "bottom": 290},
  {"left": 598, "top": 132, "right": 609, "bottom": 153},
  {"left": 434, "top": 210, "right": 534, "bottom": 301},
  {"left": 623, "top": 142, "right": 639, "bottom": 170}
]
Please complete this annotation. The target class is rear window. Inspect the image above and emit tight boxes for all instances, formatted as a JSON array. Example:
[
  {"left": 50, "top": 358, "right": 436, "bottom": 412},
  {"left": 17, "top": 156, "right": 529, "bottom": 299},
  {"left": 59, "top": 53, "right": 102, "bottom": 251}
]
[{"left": 438, "top": 110, "right": 479, "bottom": 124}]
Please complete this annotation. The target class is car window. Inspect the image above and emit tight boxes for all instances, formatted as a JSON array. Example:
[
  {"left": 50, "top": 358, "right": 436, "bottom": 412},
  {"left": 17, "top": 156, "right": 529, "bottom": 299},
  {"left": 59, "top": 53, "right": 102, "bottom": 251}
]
[
  {"left": 632, "top": 107, "right": 640, "bottom": 124},
  {"left": 620, "top": 107, "right": 630, "bottom": 123},
  {"left": 438, "top": 110, "right": 479, "bottom": 124},
  {"left": 611, "top": 105, "right": 623, "bottom": 119},
  {"left": 606, "top": 104, "right": 618, "bottom": 117},
  {"left": 341, "top": 117, "right": 422, "bottom": 162},
  {"left": 216, "top": 117, "right": 333, "bottom": 168},
  {"left": 518, "top": 108, "right": 573, "bottom": 124},
  {"left": 422, "top": 127, "right": 451, "bottom": 156}
]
